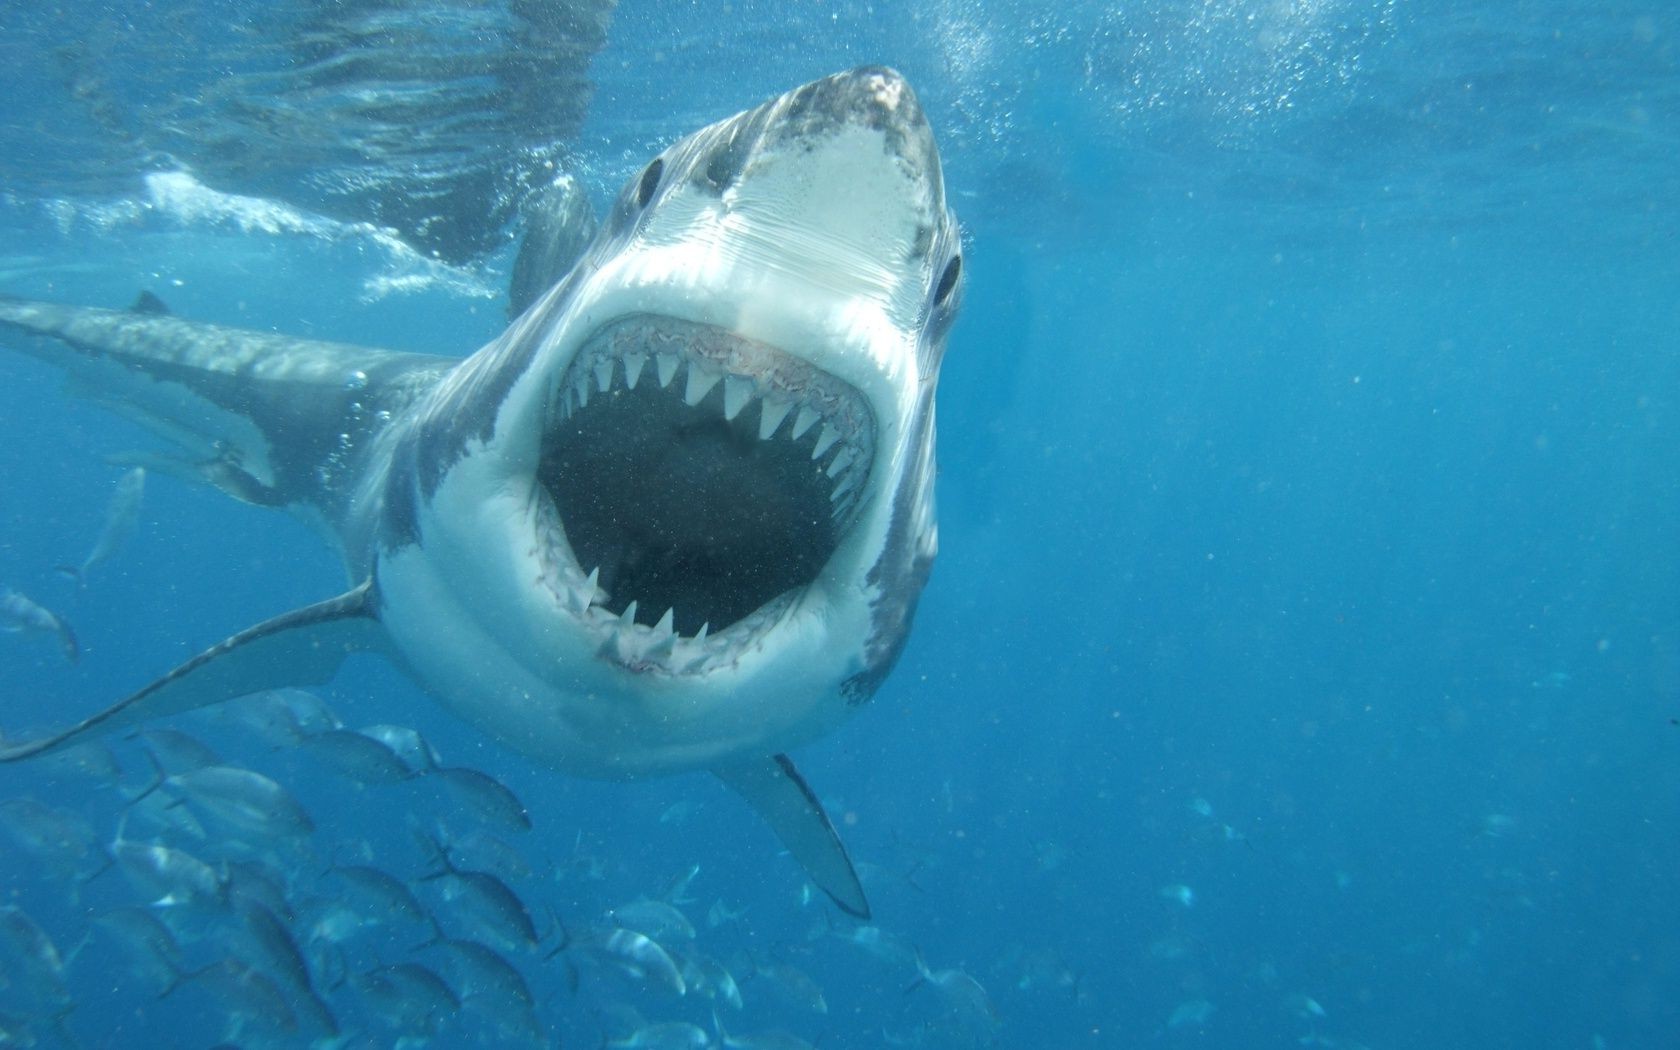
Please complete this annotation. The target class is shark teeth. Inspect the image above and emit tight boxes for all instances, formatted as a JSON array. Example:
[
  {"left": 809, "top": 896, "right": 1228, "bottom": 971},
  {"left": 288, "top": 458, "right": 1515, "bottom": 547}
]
[
  {"left": 722, "top": 376, "right": 753, "bottom": 421},
  {"left": 543, "top": 316, "right": 877, "bottom": 671},
  {"left": 656, "top": 352, "right": 680, "bottom": 388},
  {"left": 683, "top": 366, "right": 721, "bottom": 407},
  {"left": 573, "top": 566, "right": 794, "bottom": 674},
  {"left": 551, "top": 317, "right": 876, "bottom": 540},
  {"left": 758, "top": 396, "right": 793, "bottom": 439}
]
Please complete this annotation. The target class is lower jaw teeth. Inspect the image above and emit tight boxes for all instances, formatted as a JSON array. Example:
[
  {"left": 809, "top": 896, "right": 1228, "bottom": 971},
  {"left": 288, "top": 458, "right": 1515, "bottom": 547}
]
[{"left": 568, "top": 575, "right": 797, "bottom": 673}]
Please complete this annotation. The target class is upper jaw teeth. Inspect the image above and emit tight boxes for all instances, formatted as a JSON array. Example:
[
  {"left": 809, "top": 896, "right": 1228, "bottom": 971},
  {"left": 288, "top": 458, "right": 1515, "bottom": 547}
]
[
  {"left": 534, "top": 315, "right": 877, "bottom": 675},
  {"left": 550, "top": 316, "right": 876, "bottom": 528}
]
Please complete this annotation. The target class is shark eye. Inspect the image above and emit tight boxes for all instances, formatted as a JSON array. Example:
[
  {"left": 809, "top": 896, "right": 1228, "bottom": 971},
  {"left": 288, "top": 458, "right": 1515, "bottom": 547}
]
[
  {"left": 636, "top": 159, "right": 664, "bottom": 208},
  {"left": 933, "top": 253, "right": 962, "bottom": 308}
]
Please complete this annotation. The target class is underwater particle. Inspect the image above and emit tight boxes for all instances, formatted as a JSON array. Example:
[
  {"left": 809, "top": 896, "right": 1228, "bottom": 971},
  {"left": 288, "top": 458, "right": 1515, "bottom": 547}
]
[{"left": 1160, "top": 883, "right": 1195, "bottom": 908}]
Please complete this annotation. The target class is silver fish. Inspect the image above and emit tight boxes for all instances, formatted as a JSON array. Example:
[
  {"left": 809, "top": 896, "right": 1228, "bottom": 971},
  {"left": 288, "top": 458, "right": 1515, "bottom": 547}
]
[
  {"left": 109, "top": 815, "right": 225, "bottom": 912},
  {"left": 329, "top": 864, "right": 432, "bottom": 927},
  {"left": 596, "top": 927, "right": 687, "bottom": 996},
  {"left": 223, "top": 688, "right": 342, "bottom": 746},
  {"left": 431, "top": 765, "right": 531, "bottom": 831},
  {"left": 683, "top": 953, "right": 744, "bottom": 1010},
  {"left": 609, "top": 898, "right": 696, "bottom": 942},
  {"left": 145, "top": 764, "right": 315, "bottom": 843},
  {"left": 302, "top": 727, "right": 415, "bottom": 785},
  {"left": 183, "top": 958, "right": 298, "bottom": 1034},
  {"left": 0, "top": 906, "right": 71, "bottom": 1018},
  {"left": 607, "top": 1021, "right": 711, "bottom": 1049},
  {"left": 715, "top": 1011, "right": 817, "bottom": 1050},
  {"left": 58, "top": 466, "right": 145, "bottom": 585},
  {"left": 0, "top": 588, "right": 77, "bottom": 663},
  {"left": 134, "top": 728, "right": 222, "bottom": 775},
  {"left": 757, "top": 961, "right": 827, "bottom": 1014},
  {"left": 909, "top": 955, "right": 999, "bottom": 1036},
  {"left": 357, "top": 722, "right": 439, "bottom": 774},
  {"left": 427, "top": 937, "right": 533, "bottom": 1005},
  {"left": 422, "top": 842, "right": 539, "bottom": 953},
  {"left": 0, "top": 797, "right": 100, "bottom": 881},
  {"left": 93, "top": 907, "right": 182, "bottom": 994},
  {"left": 355, "top": 962, "right": 460, "bottom": 1035}
]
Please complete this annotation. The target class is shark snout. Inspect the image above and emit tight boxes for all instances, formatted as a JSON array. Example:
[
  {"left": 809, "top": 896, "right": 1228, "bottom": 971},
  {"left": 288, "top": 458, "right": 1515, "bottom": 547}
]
[{"left": 775, "top": 67, "right": 937, "bottom": 171}]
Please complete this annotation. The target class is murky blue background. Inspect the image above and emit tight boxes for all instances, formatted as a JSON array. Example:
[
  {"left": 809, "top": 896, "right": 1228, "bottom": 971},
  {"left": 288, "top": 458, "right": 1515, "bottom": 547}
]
[{"left": 1, "top": 1, "right": 1676, "bottom": 1047}]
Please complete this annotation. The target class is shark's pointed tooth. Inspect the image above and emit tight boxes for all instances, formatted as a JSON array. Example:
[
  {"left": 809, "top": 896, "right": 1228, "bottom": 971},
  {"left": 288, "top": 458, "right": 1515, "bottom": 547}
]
[
  {"left": 574, "top": 375, "right": 591, "bottom": 409},
  {"left": 758, "top": 396, "right": 793, "bottom": 439},
  {"left": 605, "top": 631, "right": 637, "bottom": 664},
  {"left": 648, "top": 610, "right": 677, "bottom": 659},
  {"left": 695, "top": 622, "right": 710, "bottom": 646},
  {"left": 811, "top": 423, "right": 840, "bottom": 460},
  {"left": 565, "top": 580, "right": 590, "bottom": 614},
  {"left": 831, "top": 467, "right": 861, "bottom": 501},
  {"left": 623, "top": 352, "right": 647, "bottom": 390},
  {"left": 825, "top": 447, "right": 855, "bottom": 478},
  {"left": 722, "top": 376, "right": 753, "bottom": 421},
  {"left": 790, "top": 406, "right": 820, "bottom": 440},
  {"left": 685, "top": 366, "right": 721, "bottom": 407},
  {"left": 656, "top": 352, "right": 680, "bottom": 389},
  {"left": 593, "top": 357, "right": 614, "bottom": 392},
  {"left": 620, "top": 600, "right": 639, "bottom": 626}
]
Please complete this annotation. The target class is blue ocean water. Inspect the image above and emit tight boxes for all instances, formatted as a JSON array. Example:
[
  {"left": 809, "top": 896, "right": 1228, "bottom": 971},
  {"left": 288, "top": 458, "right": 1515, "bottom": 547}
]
[{"left": 0, "top": 1, "right": 1676, "bottom": 1048}]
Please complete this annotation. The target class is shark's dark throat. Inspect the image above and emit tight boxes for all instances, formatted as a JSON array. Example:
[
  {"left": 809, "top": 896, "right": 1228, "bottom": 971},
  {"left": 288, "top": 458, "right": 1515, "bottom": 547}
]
[{"left": 540, "top": 317, "right": 875, "bottom": 639}]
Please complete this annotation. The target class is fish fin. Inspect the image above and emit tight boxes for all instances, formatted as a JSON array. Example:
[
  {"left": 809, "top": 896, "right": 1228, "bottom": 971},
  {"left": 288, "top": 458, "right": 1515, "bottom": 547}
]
[
  {"left": 0, "top": 295, "right": 450, "bottom": 512},
  {"left": 47, "top": 611, "right": 80, "bottom": 664},
  {"left": 713, "top": 755, "right": 870, "bottom": 919},
  {"left": 0, "top": 581, "right": 383, "bottom": 762},
  {"left": 130, "top": 291, "right": 171, "bottom": 316},
  {"left": 508, "top": 174, "right": 598, "bottom": 319}
]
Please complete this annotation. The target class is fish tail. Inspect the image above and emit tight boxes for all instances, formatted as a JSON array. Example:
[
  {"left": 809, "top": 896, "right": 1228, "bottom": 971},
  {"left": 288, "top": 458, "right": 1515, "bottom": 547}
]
[
  {"left": 540, "top": 907, "right": 572, "bottom": 958},
  {"left": 124, "top": 746, "right": 169, "bottom": 808},
  {"left": 56, "top": 619, "right": 80, "bottom": 664},
  {"left": 412, "top": 824, "right": 455, "bottom": 880},
  {"left": 408, "top": 913, "right": 447, "bottom": 953}
]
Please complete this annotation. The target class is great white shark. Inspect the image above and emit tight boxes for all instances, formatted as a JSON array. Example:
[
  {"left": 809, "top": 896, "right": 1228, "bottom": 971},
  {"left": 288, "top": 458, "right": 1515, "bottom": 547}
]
[{"left": 0, "top": 68, "right": 962, "bottom": 917}]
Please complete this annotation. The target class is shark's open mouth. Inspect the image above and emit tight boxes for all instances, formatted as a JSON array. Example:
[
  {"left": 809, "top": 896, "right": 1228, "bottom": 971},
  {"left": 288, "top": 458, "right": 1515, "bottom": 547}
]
[{"left": 537, "top": 316, "right": 875, "bottom": 668}]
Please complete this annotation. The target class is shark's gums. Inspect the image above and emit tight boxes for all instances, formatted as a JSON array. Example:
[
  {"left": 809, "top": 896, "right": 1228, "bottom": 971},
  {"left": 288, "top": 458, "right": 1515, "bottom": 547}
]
[{"left": 0, "top": 68, "right": 963, "bottom": 917}]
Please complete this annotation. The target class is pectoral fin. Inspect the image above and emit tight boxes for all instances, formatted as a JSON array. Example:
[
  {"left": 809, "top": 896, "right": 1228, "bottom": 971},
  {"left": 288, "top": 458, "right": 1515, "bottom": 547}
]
[
  {"left": 0, "top": 581, "right": 382, "bottom": 762},
  {"left": 714, "top": 755, "right": 870, "bottom": 919}
]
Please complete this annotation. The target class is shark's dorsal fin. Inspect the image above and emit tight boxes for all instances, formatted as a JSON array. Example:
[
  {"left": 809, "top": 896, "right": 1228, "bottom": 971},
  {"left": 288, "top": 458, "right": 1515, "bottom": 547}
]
[
  {"left": 714, "top": 755, "right": 870, "bottom": 918},
  {"left": 0, "top": 296, "right": 452, "bottom": 516},
  {"left": 129, "top": 291, "right": 171, "bottom": 316},
  {"left": 0, "top": 582, "right": 382, "bottom": 762}
]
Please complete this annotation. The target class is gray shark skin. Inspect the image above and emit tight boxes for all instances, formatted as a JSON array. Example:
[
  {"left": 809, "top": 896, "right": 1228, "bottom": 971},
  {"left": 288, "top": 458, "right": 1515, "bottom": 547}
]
[{"left": 0, "top": 68, "right": 963, "bottom": 917}]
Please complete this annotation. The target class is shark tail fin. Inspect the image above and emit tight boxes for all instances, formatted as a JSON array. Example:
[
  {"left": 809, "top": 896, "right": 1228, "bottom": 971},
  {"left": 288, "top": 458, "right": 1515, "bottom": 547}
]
[
  {"left": 714, "top": 755, "right": 870, "bottom": 919},
  {"left": 0, "top": 581, "right": 383, "bottom": 762}
]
